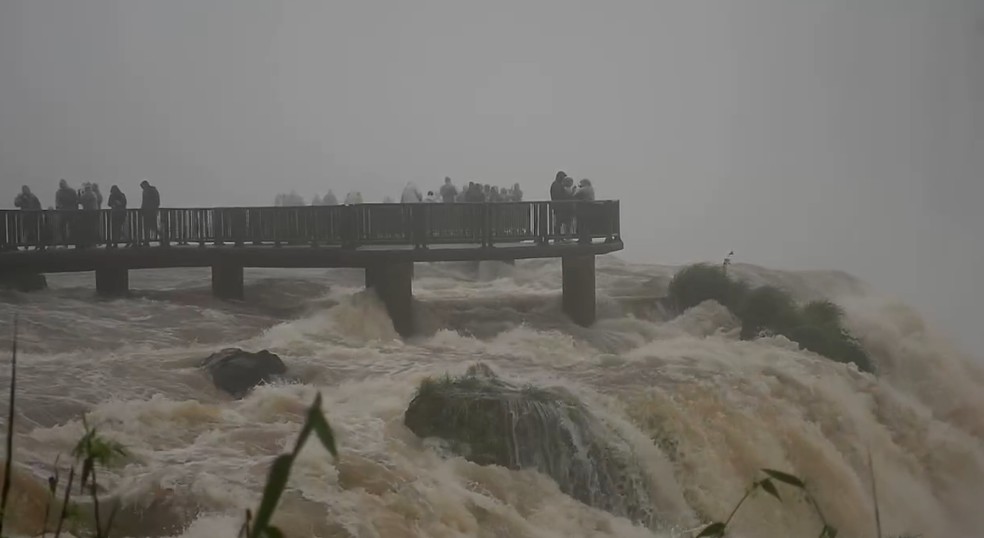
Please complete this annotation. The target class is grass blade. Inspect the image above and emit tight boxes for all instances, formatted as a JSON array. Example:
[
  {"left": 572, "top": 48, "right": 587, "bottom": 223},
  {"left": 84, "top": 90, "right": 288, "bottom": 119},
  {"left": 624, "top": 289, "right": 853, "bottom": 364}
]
[
  {"left": 249, "top": 454, "right": 294, "bottom": 536},
  {"left": 762, "top": 468, "right": 805, "bottom": 489},
  {"left": 41, "top": 456, "right": 62, "bottom": 538},
  {"left": 0, "top": 316, "right": 18, "bottom": 538},
  {"left": 54, "top": 466, "right": 76, "bottom": 538},
  {"left": 868, "top": 448, "right": 882, "bottom": 538},
  {"left": 696, "top": 522, "right": 725, "bottom": 538},
  {"left": 239, "top": 509, "right": 252, "bottom": 538},
  {"left": 759, "top": 478, "right": 782, "bottom": 502},
  {"left": 306, "top": 396, "right": 338, "bottom": 458},
  {"left": 248, "top": 395, "right": 339, "bottom": 536},
  {"left": 89, "top": 467, "right": 103, "bottom": 538},
  {"left": 103, "top": 499, "right": 120, "bottom": 538}
]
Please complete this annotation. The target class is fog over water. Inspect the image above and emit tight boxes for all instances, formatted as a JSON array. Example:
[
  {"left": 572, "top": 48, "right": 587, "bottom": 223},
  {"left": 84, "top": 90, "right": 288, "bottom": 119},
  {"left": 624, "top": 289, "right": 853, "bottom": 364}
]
[
  {"left": 0, "top": 4, "right": 983, "bottom": 537},
  {"left": 0, "top": 0, "right": 981, "bottom": 354}
]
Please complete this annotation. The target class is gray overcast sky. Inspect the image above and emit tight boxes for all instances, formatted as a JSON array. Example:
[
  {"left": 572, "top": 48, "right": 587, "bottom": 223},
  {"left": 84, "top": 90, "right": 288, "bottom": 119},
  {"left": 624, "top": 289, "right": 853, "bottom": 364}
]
[{"left": 1, "top": 1, "right": 982, "bottom": 354}]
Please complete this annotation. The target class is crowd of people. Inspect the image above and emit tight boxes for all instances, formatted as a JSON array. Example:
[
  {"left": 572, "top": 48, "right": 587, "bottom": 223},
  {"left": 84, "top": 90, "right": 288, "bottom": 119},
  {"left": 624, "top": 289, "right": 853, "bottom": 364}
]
[
  {"left": 396, "top": 178, "right": 525, "bottom": 204},
  {"left": 291, "top": 178, "right": 526, "bottom": 208},
  {"left": 9, "top": 171, "right": 601, "bottom": 249},
  {"left": 10, "top": 179, "right": 161, "bottom": 248},
  {"left": 549, "top": 171, "right": 595, "bottom": 235}
]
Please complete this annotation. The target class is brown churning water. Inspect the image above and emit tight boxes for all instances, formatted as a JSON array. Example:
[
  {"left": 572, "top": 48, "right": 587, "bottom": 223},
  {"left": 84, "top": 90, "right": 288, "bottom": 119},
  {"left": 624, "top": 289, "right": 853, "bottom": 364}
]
[{"left": 0, "top": 259, "right": 982, "bottom": 537}]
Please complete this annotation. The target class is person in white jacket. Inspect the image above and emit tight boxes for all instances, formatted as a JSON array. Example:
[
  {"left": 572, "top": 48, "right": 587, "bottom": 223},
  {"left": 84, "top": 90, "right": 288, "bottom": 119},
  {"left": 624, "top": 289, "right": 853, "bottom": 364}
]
[
  {"left": 574, "top": 179, "right": 595, "bottom": 201},
  {"left": 344, "top": 191, "right": 363, "bottom": 205},
  {"left": 400, "top": 182, "right": 423, "bottom": 203}
]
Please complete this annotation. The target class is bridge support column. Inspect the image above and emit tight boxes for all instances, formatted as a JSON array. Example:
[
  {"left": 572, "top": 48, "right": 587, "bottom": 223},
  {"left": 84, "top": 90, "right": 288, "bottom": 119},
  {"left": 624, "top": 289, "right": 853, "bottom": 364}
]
[
  {"left": 365, "top": 261, "right": 414, "bottom": 338},
  {"left": 95, "top": 268, "right": 128, "bottom": 297},
  {"left": 562, "top": 255, "right": 595, "bottom": 326},
  {"left": 212, "top": 262, "right": 244, "bottom": 300}
]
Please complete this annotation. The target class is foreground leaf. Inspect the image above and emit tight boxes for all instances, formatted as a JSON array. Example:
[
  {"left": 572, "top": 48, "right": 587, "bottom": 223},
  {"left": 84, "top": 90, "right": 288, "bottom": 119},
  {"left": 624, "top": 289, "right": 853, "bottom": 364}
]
[
  {"left": 759, "top": 478, "right": 781, "bottom": 501},
  {"left": 819, "top": 524, "right": 838, "bottom": 538},
  {"left": 696, "top": 522, "right": 726, "bottom": 538},
  {"left": 0, "top": 317, "right": 18, "bottom": 538},
  {"left": 762, "top": 468, "right": 805, "bottom": 489},
  {"left": 306, "top": 404, "right": 338, "bottom": 458},
  {"left": 249, "top": 455, "right": 294, "bottom": 536}
]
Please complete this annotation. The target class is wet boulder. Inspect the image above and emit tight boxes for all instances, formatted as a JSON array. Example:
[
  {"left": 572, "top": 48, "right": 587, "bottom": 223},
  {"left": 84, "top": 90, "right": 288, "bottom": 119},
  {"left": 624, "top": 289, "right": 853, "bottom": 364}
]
[
  {"left": 201, "top": 348, "right": 287, "bottom": 398},
  {"left": 404, "top": 363, "right": 657, "bottom": 527},
  {"left": 0, "top": 272, "right": 47, "bottom": 292},
  {"left": 0, "top": 465, "right": 54, "bottom": 536}
]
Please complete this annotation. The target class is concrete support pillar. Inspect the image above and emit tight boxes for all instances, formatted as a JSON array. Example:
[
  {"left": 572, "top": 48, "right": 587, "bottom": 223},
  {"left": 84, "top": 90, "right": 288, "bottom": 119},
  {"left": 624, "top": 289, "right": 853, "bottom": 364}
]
[
  {"left": 562, "top": 255, "right": 596, "bottom": 327},
  {"left": 212, "top": 262, "right": 244, "bottom": 300},
  {"left": 95, "top": 267, "right": 129, "bottom": 297},
  {"left": 365, "top": 261, "right": 414, "bottom": 337}
]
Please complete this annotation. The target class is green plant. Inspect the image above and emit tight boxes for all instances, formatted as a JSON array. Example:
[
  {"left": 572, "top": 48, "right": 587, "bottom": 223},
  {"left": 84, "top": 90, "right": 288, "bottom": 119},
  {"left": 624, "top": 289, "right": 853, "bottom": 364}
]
[
  {"left": 241, "top": 393, "right": 338, "bottom": 538},
  {"left": 695, "top": 469, "right": 837, "bottom": 538},
  {"left": 738, "top": 286, "right": 799, "bottom": 340},
  {"left": 668, "top": 264, "right": 874, "bottom": 373},
  {"left": 668, "top": 264, "right": 747, "bottom": 313},
  {"left": 0, "top": 318, "right": 342, "bottom": 538},
  {"left": 789, "top": 301, "right": 874, "bottom": 372},
  {"left": 800, "top": 300, "right": 843, "bottom": 327},
  {"left": 0, "top": 317, "right": 16, "bottom": 538},
  {"left": 69, "top": 417, "right": 127, "bottom": 538}
]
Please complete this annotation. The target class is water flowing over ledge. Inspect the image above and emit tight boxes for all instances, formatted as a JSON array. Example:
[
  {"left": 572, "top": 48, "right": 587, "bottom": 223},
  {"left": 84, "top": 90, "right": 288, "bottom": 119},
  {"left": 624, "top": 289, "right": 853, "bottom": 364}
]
[{"left": 0, "top": 258, "right": 981, "bottom": 537}]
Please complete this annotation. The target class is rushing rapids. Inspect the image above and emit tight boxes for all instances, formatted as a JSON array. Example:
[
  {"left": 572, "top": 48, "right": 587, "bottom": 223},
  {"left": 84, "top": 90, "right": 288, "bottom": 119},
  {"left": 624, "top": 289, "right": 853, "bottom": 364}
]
[
  {"left": 404, "top": 363, "right": 659, "bottom": 528},
  {"left": 0, "top": 258, "right": 982, "bottom": 537}
]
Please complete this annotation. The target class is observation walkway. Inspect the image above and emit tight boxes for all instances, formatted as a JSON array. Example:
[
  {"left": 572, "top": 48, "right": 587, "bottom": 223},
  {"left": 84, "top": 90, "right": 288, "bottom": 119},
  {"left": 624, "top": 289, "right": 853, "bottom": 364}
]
[{"left": 0, "top": 201, "right": 623, "bottom": 336}]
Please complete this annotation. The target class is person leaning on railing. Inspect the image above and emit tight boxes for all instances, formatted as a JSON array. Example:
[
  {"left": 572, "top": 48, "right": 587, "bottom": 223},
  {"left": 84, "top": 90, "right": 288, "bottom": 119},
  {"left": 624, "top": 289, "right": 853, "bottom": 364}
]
[
  {"left": 549, "top": 171, "right": 573, "bottom": 237},
  {"left": 55, "top": 179, "right": 79, "bottom": 246},
  {"left": 79, "top": 184, "right": 101, "bottom": 248},
  {"left": 13, "top": 186, "right": 42, "bottom": 249},
  {"left": 107, "top": 185, "right": 127, "bottom": 247},
  {"left": 139, "top": 180, "right": 161, "bottom": 246},
  {"left": 573, "top": 179, "right": 597, "bottom": 244}
]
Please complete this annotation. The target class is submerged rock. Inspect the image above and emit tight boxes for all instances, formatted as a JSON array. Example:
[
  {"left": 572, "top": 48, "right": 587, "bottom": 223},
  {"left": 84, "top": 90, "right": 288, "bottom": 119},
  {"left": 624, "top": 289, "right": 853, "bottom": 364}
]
[
  {"left": 404, "top": 363, "right": 657, "bottom": 527},
  {"left": 201, "top": 348, "right": 287, "bottom": 398},
  {"left": 0, "top": 465, "right": 52, "bottom": 536},
  {"left": 0, "top": 272, "right": 47, "bottom": 292}
]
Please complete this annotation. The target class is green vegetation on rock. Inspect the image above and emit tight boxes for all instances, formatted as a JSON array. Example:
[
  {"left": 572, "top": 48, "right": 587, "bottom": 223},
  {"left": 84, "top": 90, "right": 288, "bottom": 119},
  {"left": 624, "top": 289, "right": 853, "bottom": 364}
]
[
  {"left": 0, "top": 273, "right": 46, "bottom": 293},
  {"left": 668, "top": 264, "right": 874, "bottom": 373},
  {"left": 405, "top": 363, "right": 658, "bottom": 528},
  {"left": 667, "top": 263, "right": 747, "bottom": 313}
]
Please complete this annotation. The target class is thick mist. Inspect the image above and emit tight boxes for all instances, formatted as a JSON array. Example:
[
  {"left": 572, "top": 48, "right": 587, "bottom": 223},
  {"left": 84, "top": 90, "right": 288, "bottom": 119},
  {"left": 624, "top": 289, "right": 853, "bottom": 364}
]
[{"left": 0, "top": 0, "right": 981, "bottom": 354}]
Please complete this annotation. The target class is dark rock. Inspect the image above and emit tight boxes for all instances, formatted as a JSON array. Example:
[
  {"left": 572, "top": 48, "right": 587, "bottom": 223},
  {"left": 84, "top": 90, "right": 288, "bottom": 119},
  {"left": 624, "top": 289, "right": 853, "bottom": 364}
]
[
  {"left": 405, "top": 363, "right": 657, "bottom": 527},
  {"left": 201, "top": 348, "right": 287, "bottom": 398},
  {"left": 0, "top": 273, "right": 47, "bottom": 292}
]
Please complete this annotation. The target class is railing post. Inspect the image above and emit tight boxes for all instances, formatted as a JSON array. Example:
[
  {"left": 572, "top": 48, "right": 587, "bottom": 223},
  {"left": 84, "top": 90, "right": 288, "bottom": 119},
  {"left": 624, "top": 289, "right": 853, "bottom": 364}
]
[
  {"left": 412, "top": 204, "right": 428, "bottom": 249},
  {"left": 341, "top": 205, "right": 356, "bottom": 249},
  {"left": 613, "top": 200, "right": 620, "bottom": 241},
  {"left": 198, "top": 209, "right": 207, "bottom": 247},
  {"left": 482, "top": 203, "right": 490, "bottom": 247},
  {"left": 215, "top": 209, "right": 226, "bottom": 246},
  {"left": 160, "top": 210, "right": 170, "bottom": 247},
  {"left": 233, "top": 208, "right": 246, "bottom": 247},
  {"left": 0, "top": 212, "right": 8, "bottom": 251}
]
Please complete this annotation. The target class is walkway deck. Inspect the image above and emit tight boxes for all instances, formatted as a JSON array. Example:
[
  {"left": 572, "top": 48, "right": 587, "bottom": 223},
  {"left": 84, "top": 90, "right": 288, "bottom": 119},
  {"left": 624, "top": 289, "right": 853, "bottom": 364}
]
[{"left": 0, "top": 201, "right": 622, "bottom": 335}]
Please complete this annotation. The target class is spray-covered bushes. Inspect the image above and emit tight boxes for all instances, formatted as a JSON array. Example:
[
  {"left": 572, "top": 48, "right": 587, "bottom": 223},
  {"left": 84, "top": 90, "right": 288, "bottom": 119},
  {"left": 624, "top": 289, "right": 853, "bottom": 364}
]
[
  {"left": 667, "top": 264, "right": 748, "bottom": 312},
  {"left": 738, "top": 285, "right": 799, "bottom": 339},
  {"left": 788, "top": 301, "right": 874, "bottom": 372},
  {"left": 668, "top": 265, "right": 874, "bottom": 373}
]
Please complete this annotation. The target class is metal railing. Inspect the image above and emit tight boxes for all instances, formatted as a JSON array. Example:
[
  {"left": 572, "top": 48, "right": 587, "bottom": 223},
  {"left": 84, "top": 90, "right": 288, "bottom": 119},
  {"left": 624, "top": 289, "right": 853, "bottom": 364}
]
[{"left": 0, "top": 201, "right": 620, "bottom": 251}]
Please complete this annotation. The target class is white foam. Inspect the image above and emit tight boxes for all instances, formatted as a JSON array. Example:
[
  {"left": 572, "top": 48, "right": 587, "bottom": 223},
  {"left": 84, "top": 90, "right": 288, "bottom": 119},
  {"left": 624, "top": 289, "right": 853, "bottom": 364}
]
[{"left": 6, "top": 260, "right": 984, "bottom": 537}]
